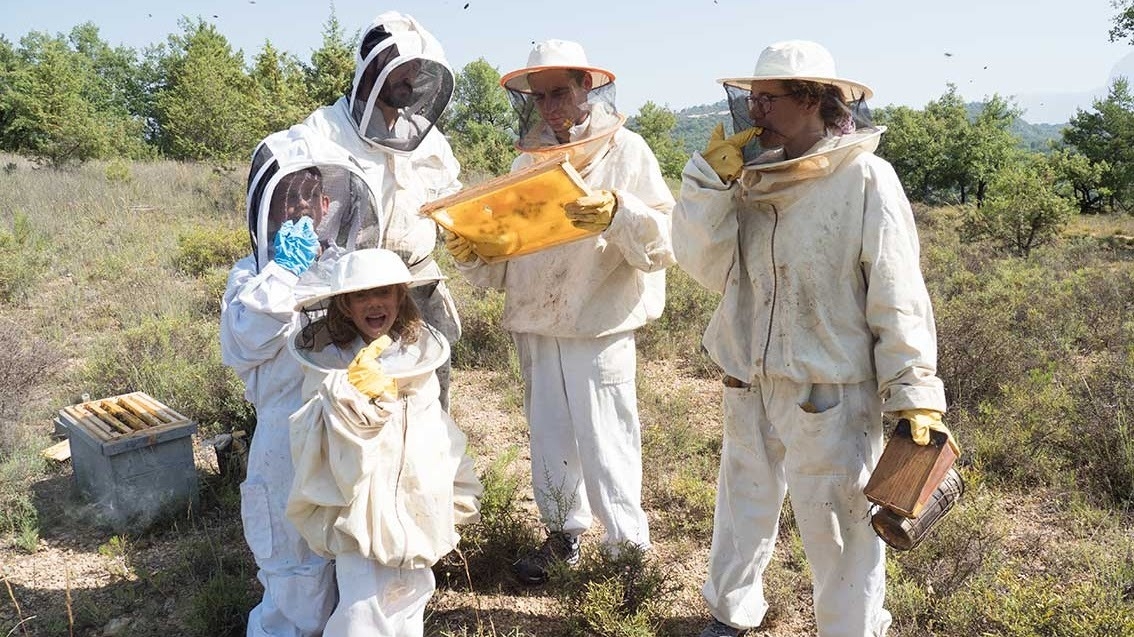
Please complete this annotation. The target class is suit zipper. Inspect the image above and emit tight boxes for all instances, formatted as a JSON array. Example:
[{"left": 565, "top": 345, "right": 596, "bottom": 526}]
[
  {"left": 761, "top": 205, "right": 779, "bottom": 378},
  {"left": 393, "top": 398, "right": 409, "bottom": 568}
]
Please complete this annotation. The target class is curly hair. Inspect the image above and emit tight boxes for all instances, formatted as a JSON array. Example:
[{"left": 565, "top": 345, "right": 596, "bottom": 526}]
[
  {"left": 300, "top": 283, "right": 423, "bottom": 351},
  {"left": 783, "top": 80, "right": 856, "bottom": 134}
]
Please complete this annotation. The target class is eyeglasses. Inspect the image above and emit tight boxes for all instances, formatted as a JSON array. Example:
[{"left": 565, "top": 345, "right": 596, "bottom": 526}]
[{"left": 745, "top": 92, "right": 795, "bottom": 111}]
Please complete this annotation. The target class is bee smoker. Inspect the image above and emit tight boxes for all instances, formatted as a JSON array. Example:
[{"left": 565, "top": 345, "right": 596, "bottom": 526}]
[{"left": 863, "top": 419, "right": 965, "bottom": 551}]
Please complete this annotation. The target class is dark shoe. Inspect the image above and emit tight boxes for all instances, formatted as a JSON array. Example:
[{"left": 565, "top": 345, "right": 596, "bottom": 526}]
[
  {"left": 512, "top": 531, "right": 580, "bottom": 585},
  {"left": 698, "top": 618, "right": 742, "bottom": 637}
]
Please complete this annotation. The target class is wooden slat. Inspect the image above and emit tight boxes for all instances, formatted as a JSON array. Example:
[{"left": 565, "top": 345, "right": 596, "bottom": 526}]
[
  {"left": 128, "top": 392, "right": 188, "bottom": 424},
  {"left": 41, "top": 439, "right": 71, "bottom": 462},
  {"left": 101, "top": 399, "right": 149, "bottom": 431},
  {"left": 116, "top": 395, "right": 165, "bottom": 427},
  {"left": 80, "top": 403, "right": 133, "bottom": 435},
  {"left": 61, "top": 405, "right": 115, "bottom": 439}
]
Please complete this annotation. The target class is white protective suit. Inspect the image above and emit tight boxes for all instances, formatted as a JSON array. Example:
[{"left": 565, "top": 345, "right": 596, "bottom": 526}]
[
  {"left": 673, "top": 127, "right": 946, "bottom": 637},
  {"left": 221, "top": 126, "right": 382, "bottom": 637},
  {"left": 303, "top": 12, "right": 463, "bottom": 410},
  {"left": 455, "top": 126, "right": 674, "bottom": 548},
  {"left": 286, "top": 324, "right": 481, "bottom": 637}
]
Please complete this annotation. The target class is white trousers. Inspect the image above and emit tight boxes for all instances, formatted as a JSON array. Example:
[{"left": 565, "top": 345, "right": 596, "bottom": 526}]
[
  {"left": 243, "top": 408, "right": 336, "bottom": 637},
  {"left": 703, "top": 379, "right": 891, "bottom": 637},
  {"left": 513, "top": 331, "right": 650, "bottom": 548},
  {"left": 323, "top": 553, "right": 435, "bottom": 637}
]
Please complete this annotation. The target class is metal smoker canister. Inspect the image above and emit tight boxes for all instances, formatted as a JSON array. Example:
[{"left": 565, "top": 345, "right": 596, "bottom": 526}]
[{"left": 870, "top": 467, "right": 965, "bottom": 551}]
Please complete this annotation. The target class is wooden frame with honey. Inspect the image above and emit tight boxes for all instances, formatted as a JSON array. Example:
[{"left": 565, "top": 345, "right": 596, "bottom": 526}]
[{"left": 419, "top": 154, "right": 596, "bottom": 263}]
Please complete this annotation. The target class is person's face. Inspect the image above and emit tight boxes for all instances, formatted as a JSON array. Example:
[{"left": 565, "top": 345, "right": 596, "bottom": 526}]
[
  {"left": 378, "top": 59, "right": 422, "bottom": 109},
  {"left": 271, "top": 172, "right": 329, "bottom": 227},
  {"left": 747, "top": 80, "right": 814, "bottom": 148},
  {"left": 527, "top": 69, "right": 591, "bottom": 138},
  {"left": 344, "top": 285, "right": 403, "bottom": 341}
]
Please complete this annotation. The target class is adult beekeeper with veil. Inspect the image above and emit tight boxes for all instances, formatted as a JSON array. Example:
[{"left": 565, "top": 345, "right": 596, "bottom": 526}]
[
  {"left": 444, "top": 39, "right": 675, "bottom": 586},
  {"left": 303, "top": 11, "right": 462, "bottom": 411},
  {"left": 672, "top": 40, "right": 953, "bottom": 637},
  {"left": 220, "top": 123, "right": 381, "bottom": 637}
]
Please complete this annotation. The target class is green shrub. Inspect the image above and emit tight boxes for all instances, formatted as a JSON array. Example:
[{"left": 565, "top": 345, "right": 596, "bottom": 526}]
[
  {"left": 82, "top": 315, "right": 254, "bottom": 436},
  {"left": 0, "top": 212, "right": 49, "bottom": 303},
  {"left": 556, "top": 542, "right": 678, "bottom": 637},
  {"left": 435, "top": 445, "right": 538, "bottom": 590},
  {"left": 105, "top": 159, "right": 132, "bottom": 183},
  {"left": 450, "top": 285, "right": 514, "bottom": 372},
  {"left": 175, "top": 227, "right": 249, "bottom": 277},
  {"left": 186, "top": 571, "right": 254, "bottom": 637}
]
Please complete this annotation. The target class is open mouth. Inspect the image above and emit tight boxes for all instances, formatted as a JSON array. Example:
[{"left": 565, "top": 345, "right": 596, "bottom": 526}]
[{"left": 365, "top": 312, "right": 389, "bottom": 332}]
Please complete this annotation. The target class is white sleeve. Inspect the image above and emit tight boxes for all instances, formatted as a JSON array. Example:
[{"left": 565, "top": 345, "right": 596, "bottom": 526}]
[
  {"left": 219, "top": 257, "right": 300, "bottom": 379},
  {"left": 672, "top": 153, "right": 739, "bottom": 293},
  {"left": 602, "top": 137, "right": 676, "bottom": 273},
  {"left": 860, "top": 159, "right": 947, "bottom": 413}
]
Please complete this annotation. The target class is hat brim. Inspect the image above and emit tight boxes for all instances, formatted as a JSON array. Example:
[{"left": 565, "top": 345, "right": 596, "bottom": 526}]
[
  {"left": 718, "top": 76, "right": 873, "bottom": 102},
  {"left": 501, "top": 65, "right": 616, "bottom": 92},
  {"left": 294, "top": 274, "right": 445, "bottom": 312}
]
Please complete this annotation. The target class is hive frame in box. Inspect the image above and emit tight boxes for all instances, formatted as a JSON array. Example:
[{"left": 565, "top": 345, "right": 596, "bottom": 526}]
[{"left": 419, "top": 154, "right": 596, "bottom": 263}]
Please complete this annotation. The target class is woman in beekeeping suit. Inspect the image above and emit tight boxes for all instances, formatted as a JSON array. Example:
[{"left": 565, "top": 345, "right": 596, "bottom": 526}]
[
  {"left": 673, "top": 40, "right": 956, "bottom": 637},
  {"left": 304, "top": 11, "right": 463, "bottom": 412},
  {"left": 220, "top": 123, "right": 380, "bottom": 637},
  {"left": 444, "top": 39, "right": 675, "bottom": 586}
]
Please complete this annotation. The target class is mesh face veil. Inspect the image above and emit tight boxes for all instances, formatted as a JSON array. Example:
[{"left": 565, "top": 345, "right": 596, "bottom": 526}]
[
  {"left": 348, "top": 12, "right": 454, "bottom": 153},
  {"left": 246, "top": 125, "right": 382, "bottom": 272}
]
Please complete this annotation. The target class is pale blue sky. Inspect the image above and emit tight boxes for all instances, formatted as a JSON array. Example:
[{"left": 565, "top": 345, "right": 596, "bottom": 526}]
[{"left": 3, "top": 0, "right": 1130, "bottom": 123}]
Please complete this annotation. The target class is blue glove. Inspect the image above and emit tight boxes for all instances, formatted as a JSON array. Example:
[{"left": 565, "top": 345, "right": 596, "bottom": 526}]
[{"left": 273, "top": 216, "right": 319, "bottom": 276}]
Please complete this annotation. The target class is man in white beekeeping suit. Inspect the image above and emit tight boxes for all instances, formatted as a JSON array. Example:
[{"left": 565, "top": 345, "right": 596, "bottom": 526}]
[
  {"left": 221, "top": 124, "right": 383, "bottom": 636},
  {"left": 304, "top": 11, "right": 462, "bottom": 410},
  {"left": 444, "top": 39, "right": 676, "bottom": 585}
]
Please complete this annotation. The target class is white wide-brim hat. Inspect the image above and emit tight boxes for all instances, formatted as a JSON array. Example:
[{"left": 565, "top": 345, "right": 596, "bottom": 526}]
[
  {"left": 294, "top": 248, "right": 442, "bottom": 312},
  {"left": 501, "top": 39, "right": 615, "bottom": 92},
  {"left": 718, "top": 39, "right": 873, "bottom": 101}
]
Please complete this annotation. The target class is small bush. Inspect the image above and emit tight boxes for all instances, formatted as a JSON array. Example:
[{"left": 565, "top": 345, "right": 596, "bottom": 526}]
[
  {"left": 105, "top": 159, "right": 132, "bottom": 183},
  {"left": 175, "top": 227, "right": 248, "bottom": 277},
  {"left": 637, "top": 266, "right": 720, "bottom": 376},
  {"left": 450, "top": 286, "right": 514, "bottom": 372},
  {"left": 556, "top": 542, "right": 678, "bottom": 637},
  {"left": 82, "top": 315, "right": 255, "bottom": 436},
  {"left": 186, "top": 571, "right": 254, "bottom": 637},
  {"left": 436, "top": 446, "right": 538, "bottom": 590},
  {"left": 0, "top": 212, "right": 50, "bottom": 303}
]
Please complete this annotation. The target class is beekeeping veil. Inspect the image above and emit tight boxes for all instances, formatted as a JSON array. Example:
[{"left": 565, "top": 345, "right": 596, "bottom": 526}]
[
  {"left": 348, "top": 11, "right": 454, "bottom": 153},
  {"left": 501, "top": 39, "right": 624, "bottom": 171},
  {"left": 717, "top": 39, "right": 875, "bottom": 165},
  {"left": 246, "top": 124, "right": 381, "bottom": 273}
]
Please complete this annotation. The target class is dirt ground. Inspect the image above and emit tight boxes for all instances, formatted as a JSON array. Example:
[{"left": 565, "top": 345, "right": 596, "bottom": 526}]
[{"left": 0, "top": 362, "right": 816, "bottom": 637}]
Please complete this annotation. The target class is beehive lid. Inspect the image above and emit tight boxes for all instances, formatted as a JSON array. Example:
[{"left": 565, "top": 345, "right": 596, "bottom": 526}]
[
  {"left": 419, "top": 154, "right": 596, "bottom": 263},
  {"left": 59, "top": 392, "right": 197, "bottom": 456}
]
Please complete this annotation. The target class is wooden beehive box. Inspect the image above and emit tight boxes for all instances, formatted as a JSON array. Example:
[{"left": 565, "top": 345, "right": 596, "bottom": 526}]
[
  {"left": 420, "top": 154, "right": 596, "bottom": 263},
  {"left": 864, "top": 419, "right": 957, "bottom": 518},
  {"left": 57, "top": 392, "right": 198, "bottom": 532}
]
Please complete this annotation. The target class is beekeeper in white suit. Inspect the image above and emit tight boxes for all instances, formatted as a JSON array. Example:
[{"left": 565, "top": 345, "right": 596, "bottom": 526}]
[
  {"left": 221, "top": 124, "right": 382, "bottom": 636},
  {"left": 304, "top": 11, "right": 462, "bottom": 411},
  {"left": 286, "top": 248, "right": 481, "bottom": 637},
  {"left": 673, "top": 40, "right": 955, "bottom": 637},
  {"left": 445, "top": 39, "right": 675, "bottom": 585}
]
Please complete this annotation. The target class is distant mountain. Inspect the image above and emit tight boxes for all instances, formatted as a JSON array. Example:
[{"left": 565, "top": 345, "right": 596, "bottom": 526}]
[{"left": 671, "top": 99, "right": 1068, "bottom": 155}]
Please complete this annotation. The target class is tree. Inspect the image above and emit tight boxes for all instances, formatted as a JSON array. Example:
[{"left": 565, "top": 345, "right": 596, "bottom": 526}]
[
  {"left": 0, "top": 31, "right": 111, "bottom": 167},
  {"left": 250, "top": 41, "right": 316, "bottom": 135},
  {"left": 153, "top": 19, "right": 261, "bottom": 161},
  {"left": 960, "top": 155, "right": 1075, "bottom": 257},
  {"left": 444, "top": 58, "right": 514, "bottom": 178},
  {"left": 875, "top": 105, "right": 940, "bottom": 200},
  {"left": 306, "top": 7, "right": 355, "bottom": 107},
  {"left": 1047, "top": 147, "right": 1111, "bottom": 213},
  {"left": 1063, "top": 77, "right": 1134, "bottom": 211},
  {"left": 963, "top": 94, "right": 1022, "bottom": 206},
  {"left": 1110, "top": 0, "right": 1134, "bottom": 43},
  {"left": 627, "top": 101, "right": 686, "bottom": 179}
]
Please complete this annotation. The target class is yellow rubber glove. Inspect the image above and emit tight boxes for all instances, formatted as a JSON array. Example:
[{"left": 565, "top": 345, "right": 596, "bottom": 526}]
[
  {"left": 702, "top": 123, "right": 759, "bottom": 183},
  {"left": 900, "top": 408, "right": 961, "bottom": 456},
  {"left": 563, "top": 190, "right": 617, "bottom": 232},
  {"left": 443, "top": 229, "right": 477, "bottom": 264},
  {"left": 347, "top": 336, "right": 398, "bottom": 400}
]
